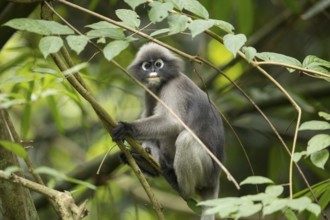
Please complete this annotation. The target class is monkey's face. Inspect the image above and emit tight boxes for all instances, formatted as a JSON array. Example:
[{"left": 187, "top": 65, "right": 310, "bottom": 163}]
[
  {"left": 140, "top": 58, "right": 164, "bottom": 87},
  {"left": 128, "top": 43, "right": 182, "bottom": 89},
  {"left": 129, "top": 56, "right": 180, "bottom": 89}
]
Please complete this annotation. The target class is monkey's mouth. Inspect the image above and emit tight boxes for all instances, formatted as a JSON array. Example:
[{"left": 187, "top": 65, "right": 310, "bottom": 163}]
[
  {"left": 147, "top": 72, "right": 160, "bottom": 80},
  {"left": 147, "top": 72, "right": 161, "bottom": 85}
]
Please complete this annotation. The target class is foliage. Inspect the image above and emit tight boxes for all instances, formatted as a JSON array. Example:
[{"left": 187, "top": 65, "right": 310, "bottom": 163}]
[
  {"left": 295, "top": 112, "right": 330, "bottom": 169},
  {"left": 1, "top": 0, "right": 330, "bottom": 219},
  {"left": 0, "top": 141, "right": 27, "bottom": 159},
  {"left": 200, "top": 176, "right": 321, "bottom": 219}
]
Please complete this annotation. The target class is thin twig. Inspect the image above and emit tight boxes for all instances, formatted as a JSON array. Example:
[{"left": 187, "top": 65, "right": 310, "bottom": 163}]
[
  {"left": 256, "top": 61, "right": 330, "bottom": 79},
  {"left": 253, "top": 64, "right": 301, "bottom": 199}
]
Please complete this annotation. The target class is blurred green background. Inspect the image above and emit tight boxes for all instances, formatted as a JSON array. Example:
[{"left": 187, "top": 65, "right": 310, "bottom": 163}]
[{"left": 0, "top": 0, "right": 329, "bottom": 219}]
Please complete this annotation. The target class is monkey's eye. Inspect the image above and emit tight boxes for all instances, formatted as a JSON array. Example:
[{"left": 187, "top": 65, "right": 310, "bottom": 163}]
[
  {"left": 142, "top": 62, "right": 152, "bottom": 71},
  {"left": 154, "top": 59, "right": 164, "bottom": 69}
]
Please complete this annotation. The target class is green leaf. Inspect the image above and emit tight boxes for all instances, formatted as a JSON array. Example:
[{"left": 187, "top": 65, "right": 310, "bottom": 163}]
[
  {"left": 4, "top": 166, "right": 22, "bottom": 176},
  {"left": 303, "top": 55, "right": 330, "bottom": 70},
  {"left": 223, "top": 34, "right": 247, "bottom": 57},
  {"left": 103, "top": 40, "right": 129, "bottom": 61},
  {"left": 85, "top": 21, "right": 119, "bottom": 29},
  {"left": 212, "top": 19, "right": 235, "bottom": 33},
  {"left": 38, "top": 20, "right": 74, "bottom": 35},
  {"left": 200, "top": 197, "right": 241, "bottom": 207},
  {"left": 39, "top": 36, "right": 63, "bottom": 58},
  {"left": 263, "top": 199, "right": 288, "bottom": 215},
  {"left": 47, "top": 96, "right": 64, "bottom": 133},
  {"left": 65, "top": 176, "right": 97, "bottom": 190},
  {"left": 242, "top": 193, "right": 274, "bottom": 204},
  {"left": 302, "top": 55, "right": 330, "bottom": 74},
  {"left": 3, "top": 76, "right": 33, "bottom": 84},
  {"left": 287, "top": 197, "right": 311, "bottom": 212},
  {"left": 4, "top": 18, "right": 49, "bottom": 35},
  {"left": 188, "top": 19, "right": 215, "bottom": 38},
  {"left": 306, "top": 203, "right": 321, "bottom": 217},
  {"left": 116, "top": 9, "right": 140, "bottom": 28},
  {"left": 0, "top": 140, "right": 27, "bottom": 159},
  {"left": 319, "top": 111, "right": 330, "bottom": 121},
  {"left": 32, "top": 67, "right": 58, "bottom": 76},
  {"left": 299, "top": 120, "right": 330, "bottom": 130},
  {"left": 265, "top": 185, "right": 284, "bottom": 197},
  {"left": 34, "top": 166, "right": 66, "bottom": 178},
  {"left": 62, "top": 62, "right": 89, "bottom": 76},
  {"left": 21, "top": 102, "right": 32, "bottom": 139},
  {"left": 86, "top": 28, "right": 125, "bottom": 40},
  {"left": 201, "top": 197, "right": 241, "bottom": 217},
  {"left": 150, "top": 28, "right": 169, "bottom": 37},
  {"left": 306, "top": 134, "right": 330, "bottom": 155},
  {"left": 123, "top": 0, "right": 147, "bottom": 10},
  {"left": 236, "top": 203, "right": 262, "bottom": 218},
  {"left": 186, "top": 198, "right": 202, "bottom": 214},
  {"left": 307, "top": 65, "right": 330, "bottom": 74},
  {"left": 34, "top": 166, "right": 96, "bottom": 190},
  {"left": 168, "top": 14, "right": 189, "bottom": 34},
  {"left": 292, "top": 151, "right": 307, "bottom": 162},
  {"left": 66, "top": 35, "right": 89, "bottom": 55},
  {"left": 21, "top": 81, "right": 34, "bottom": 138},
  {"left": 40, "top": 89, "right": 59, "bottom": 98},
  {"left": 242, "top": 46, "right": 257, "bottom": 63},
  {"left": 181, "top": 0, "right": 209, "bottom": 19},
  {"left": 0, "top": 99, "right": 26, "bottom": 109},
  {"left": 256, "top": 52, "right": 302, "bottom": 72},
  {"left": 310, "top": 149, "right": 329, "bottom": 169},
  {"left": 3, "top": 18, "right": 74, "bottom": 35},
  {"left": 148, "top": 2, "right": 173, "bottom": 23},
  {"left": 165, "top": 0, "right": 184, "bottom": 10},
  {"left": 282, "top": 209, "right": 298, "bottom": 220},
  {"left": 240, "top": 176, "right": 274, "bottom": 185}
]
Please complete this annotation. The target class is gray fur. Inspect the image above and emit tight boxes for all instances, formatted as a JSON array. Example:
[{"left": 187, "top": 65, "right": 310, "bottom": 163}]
[{"left": 113, "top": 42, "right": 225, "bottom": 220}]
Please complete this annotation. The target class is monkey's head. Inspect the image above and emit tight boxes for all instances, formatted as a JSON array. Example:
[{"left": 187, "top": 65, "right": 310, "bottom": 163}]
[{"left": 128, "top": 42, "right": 183, "bottom": 89}]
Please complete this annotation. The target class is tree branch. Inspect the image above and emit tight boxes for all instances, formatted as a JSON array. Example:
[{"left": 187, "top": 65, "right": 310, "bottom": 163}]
[{"left": 0, "top": 170, "right": 86, "bottom": 220}]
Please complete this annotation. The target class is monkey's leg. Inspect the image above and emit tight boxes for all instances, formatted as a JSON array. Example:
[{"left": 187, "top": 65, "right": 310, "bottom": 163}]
[
  {"left": 199, "top": 185, "right": 219, "bottom": 220},
  {"left": 174, "top": 130, "right": 214, "bottom": 199},
  {"left": 159, "top": 158, "right": 180, "bottom": 193}
]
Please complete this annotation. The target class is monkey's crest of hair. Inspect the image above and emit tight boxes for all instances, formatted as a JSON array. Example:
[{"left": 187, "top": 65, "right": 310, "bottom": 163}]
[{"left": 127, "top": 42, "right": 184, "bottom": 73}]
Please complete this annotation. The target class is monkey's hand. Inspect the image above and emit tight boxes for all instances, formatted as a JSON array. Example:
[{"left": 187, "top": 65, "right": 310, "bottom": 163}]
[{"left": 112, "top": 122, "right": 135, "bottom": 141}]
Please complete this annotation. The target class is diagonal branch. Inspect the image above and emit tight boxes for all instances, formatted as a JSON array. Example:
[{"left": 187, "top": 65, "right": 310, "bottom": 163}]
[{"left": 49, "top": 51, "right": 164, "bottom": 220}]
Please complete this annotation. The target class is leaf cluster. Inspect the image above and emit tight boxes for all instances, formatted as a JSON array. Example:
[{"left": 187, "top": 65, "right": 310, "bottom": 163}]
[
  {"left": 200, "top": 176, "right": 321, "bottom": 220},
  {"left": 295, "top": 112, "right": 330, "bottom": 169}
]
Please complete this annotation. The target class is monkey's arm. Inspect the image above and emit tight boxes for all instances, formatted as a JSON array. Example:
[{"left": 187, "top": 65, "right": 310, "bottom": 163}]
[{"left": 112, "top": 114, "right": 181, "bottom": 141}]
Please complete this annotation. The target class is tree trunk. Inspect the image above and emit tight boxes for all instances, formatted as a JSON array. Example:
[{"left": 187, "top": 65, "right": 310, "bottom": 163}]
[{"left": 0, "top": 109, "right": 39, "bottom": 220}]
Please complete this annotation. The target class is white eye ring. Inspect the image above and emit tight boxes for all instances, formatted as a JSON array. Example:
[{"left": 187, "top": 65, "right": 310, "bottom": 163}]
[
  {"left": 154, "top": 59, "right": 164, "bottom": 69},
  {"left": 142, "top": 61, "right": 152, "bottom": 71}
]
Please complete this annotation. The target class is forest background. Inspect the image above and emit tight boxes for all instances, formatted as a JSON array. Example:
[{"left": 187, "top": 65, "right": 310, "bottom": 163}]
[{"left": 0, "top": 0, "right": 329, "bottom": 219}]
